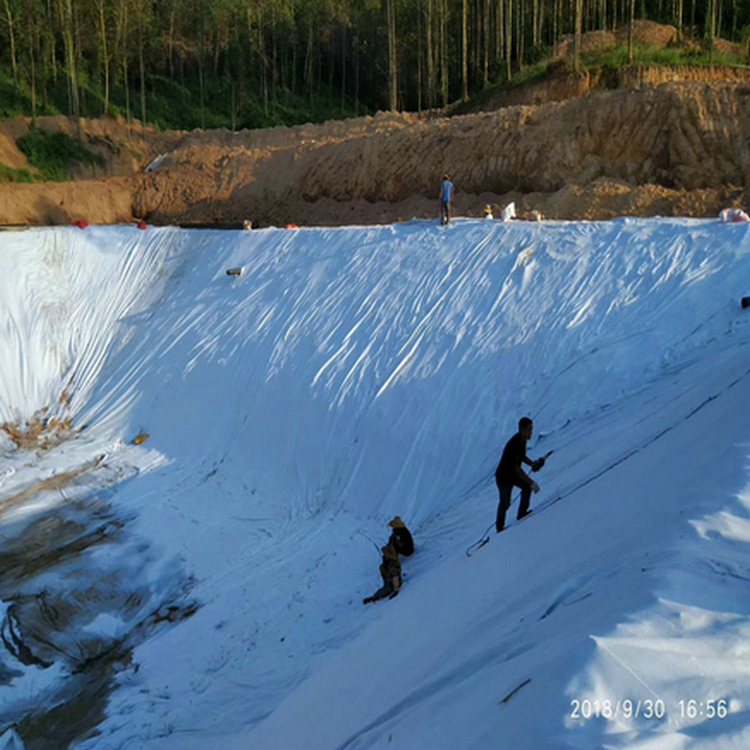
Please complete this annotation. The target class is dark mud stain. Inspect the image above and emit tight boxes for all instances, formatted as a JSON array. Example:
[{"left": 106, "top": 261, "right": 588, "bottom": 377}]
[
  {"left": 0, "top": 514, "right": 123, "bottom": 587},
  {"left": 14, "top": 649, "right": 127, "bottom": 750},
  {"left": 0, "top": 479, "right": 199, "bottom": 748}
]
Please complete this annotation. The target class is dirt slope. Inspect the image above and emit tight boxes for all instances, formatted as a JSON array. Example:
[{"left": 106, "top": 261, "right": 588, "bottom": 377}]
[
  {"left": 2, "top": 78, "right": 750, "bottom": 226},
  {"left": 128, "top": 81, "right": 750, "bottom": 225}
]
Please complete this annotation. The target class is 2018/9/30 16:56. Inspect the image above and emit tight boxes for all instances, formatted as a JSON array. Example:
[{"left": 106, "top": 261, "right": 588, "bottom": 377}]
[{"left": 570, "top": 698, "right": 730, "bottom": 721}]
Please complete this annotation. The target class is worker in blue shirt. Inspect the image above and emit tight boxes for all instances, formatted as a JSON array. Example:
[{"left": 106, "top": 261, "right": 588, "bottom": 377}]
[{"left": 439, "top": 174, "right": 454, "bottom": 225}]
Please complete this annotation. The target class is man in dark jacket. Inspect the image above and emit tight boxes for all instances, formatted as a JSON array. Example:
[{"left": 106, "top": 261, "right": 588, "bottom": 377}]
[
  {"left": 494, "top": 417, "right": 546, "bottom": 532},
  {"left": 388, "top": 516, "right": 414, "bottom": 556}
]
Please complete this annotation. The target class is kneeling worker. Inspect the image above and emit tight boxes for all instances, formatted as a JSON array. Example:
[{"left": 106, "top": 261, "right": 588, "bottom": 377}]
[{"left": 363, "top": 543, "right": 402, "bottom": 604}]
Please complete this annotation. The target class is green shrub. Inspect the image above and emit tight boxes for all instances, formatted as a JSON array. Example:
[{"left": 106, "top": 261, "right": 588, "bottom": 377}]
[
  {"left": 0, "top": 164, "right": 35, "bottom": 183},
  {"left": 16, "top": 127, "right": 106, "bottom": 182},
  {"left": 582, "top": 42, "right": 747, "bottom": 70}
]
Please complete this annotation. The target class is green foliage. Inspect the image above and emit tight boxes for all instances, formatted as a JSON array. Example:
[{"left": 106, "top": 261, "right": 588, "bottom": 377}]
[
  {"left": 0, "top": 74, "right": 34, "bottom": 118},
  {"left": 136, "top": 75, "right": 364, "bottom": 131},
  {"left": 509, "top": 60, "right": 559, "bottom": 87},
  {"left": 247, "top": 85, "right": 365, "bottom": 128},
  {"left": 0, "top": 164, "right": 35, "bottom": 183},
  {"left": 581, "top": 42, "right": 748, "bottom": 70},
  {"left": 0, "top": 0, "right": 748, "bottom": 129},
  {"left": 0, "top": 69, "right": 62, "bottom": 118},
  {"left": 16, "top": 127, "right": 106, "bottom": 182},
  {"left": 528, "top": 43, "right": 553, "bottom": 66},
  {"left": 138, "top": 76, "right": 238, "bottom": 131},
  {"left": 0, "top": 53, "right": 368, "bottom": 136}
]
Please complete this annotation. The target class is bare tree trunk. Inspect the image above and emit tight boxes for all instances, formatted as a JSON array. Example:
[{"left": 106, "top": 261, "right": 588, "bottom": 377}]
[
  {"left": 736, "top": 0, "right": 740, "bottom": 42},
  {"left": 117, "top": 0, "right": 131, "bottom": 124},
  {"left": 539, "top": 0, "right": 545, "bottom": 48},
  {"left": 553, "top": 0, "right": 559, "bottom": 56},
  {"left": 461, "top": 0, "right": 468, "bottom": 101},
  {"left": 169, "top": 10, "right": 175, "bottom": 79},
  {"left": 199, "top": 25, "right": 207, "bottom": 127},
  {"left": 517, "top": 0, "right": 524, "bottom": 71},
  {"left": 304, "top": 20, "right": 314, "bottom": 103},
  {"left": 628, "top": 0, "right": 635, "bottom": 63},
  {"left": 139, "top": 22, "right": 146, "bottom": 125},
  {"left": 59, "top": 0, "right": 80, "bottom": 119},
  {"left": 483, "top": 0, "right": 490, "bottom": 86},
  {"left": 123, "top": 56, "right": 130, "bottom": 123},
  {"left": 290, "top": 1, "right": 297, "bottom": 93},
  {"left": 73, "top": 0, "right": 85, "bottom": 122},
  {"left": 3, "top": 0, "right": 19, "bottom": 90},
  {"left": 215, "top": 28, "right": 221, "bottom": 78},
  {"left": 386, "top": 0, "right": 398, "bottom": 110},
  {"left": 258, "top": 11, "right": 268, "bottom": 116},
  {"left": 354, "top": 30, "right": 360, "bottom": 114},
  {"left": 97, "top": 0, "right": 110, "bottom": 115},
  {"left": 48, "top": 0, "right": 58, "bottom": 87},
  {"left": 27, "top": 9, "right": 37, "bottom": 121},
  {"left": 505, "top": 0, "right": 512, "bottom": 81},
  {"left": 716, "top": 0, "right": 722, "bottom": 42},
  {"left": 441, "top": 0, "right": 448, "bottom": 104},
  {"left": 496, "top": 0, "right": 504, "bottom": 65},
  {"left": 426, "top": 0, "right": 435, "bottom": 107},
  {"left": 690, "top": 0, "right": 695, "bottom": 38},
  {"left": 417, "top": 2, "right": 423, "bottom": 110},
  {"left": 272, "top": 6, "right": 278, "bottom": 110},
  {"left": 341, "top": 24, "right": 346, "bottom": 113},
  {"left": 473, "top": 0, "right": 480, "bottom": 82},
  {"left": 574, "top": 0, "right": 583, "bottom": 70}
]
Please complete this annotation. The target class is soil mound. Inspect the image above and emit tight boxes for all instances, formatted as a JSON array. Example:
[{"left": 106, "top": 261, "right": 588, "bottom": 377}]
[
  {"left": 555, "top": 19, "right": 678, "bottom": 59},
  {"left": 128, "top": 81, "right": 750, "bottom": 226}
]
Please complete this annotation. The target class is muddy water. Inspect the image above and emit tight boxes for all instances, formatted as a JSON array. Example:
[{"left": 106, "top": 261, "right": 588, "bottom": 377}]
[{"left": 0, "top": 472, "right": 197, "bottom": 748}]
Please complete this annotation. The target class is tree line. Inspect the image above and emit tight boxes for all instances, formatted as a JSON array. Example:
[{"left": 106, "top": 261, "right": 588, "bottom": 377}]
[{"left": 1, "top": 0, "right": 748, "bottom": 130}]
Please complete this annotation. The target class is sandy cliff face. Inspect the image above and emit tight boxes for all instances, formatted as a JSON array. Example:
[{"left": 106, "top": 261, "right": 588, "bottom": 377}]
[
  {"left": 2, "top": 80, "right": 750, "bottom": 227},
  {"left": 129, "top": 81, "right": 750, "bottom": 225},
  {"left": 289, "top": 83, "right": 750, "bottom": 196}
]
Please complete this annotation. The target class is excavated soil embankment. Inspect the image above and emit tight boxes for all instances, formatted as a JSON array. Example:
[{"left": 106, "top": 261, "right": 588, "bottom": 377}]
[
  {"left": 2, "top": 75, "right": 750, "bottom": 226},
  {"left": 131, "top": 79, "right": 750, "bottom": 225}
]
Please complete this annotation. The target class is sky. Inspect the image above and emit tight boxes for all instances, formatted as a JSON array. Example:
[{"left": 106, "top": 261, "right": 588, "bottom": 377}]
[{"left": 0, "top": 217, "right": 749, "bottom": 749}]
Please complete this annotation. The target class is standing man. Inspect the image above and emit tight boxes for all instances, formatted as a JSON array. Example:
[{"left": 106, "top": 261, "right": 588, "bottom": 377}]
[
  {"left": 439, "top": 174, "right": 454, "bottom": 225},
  {"left": 494, "top": 417, "right": 546, "bottom": 533}
]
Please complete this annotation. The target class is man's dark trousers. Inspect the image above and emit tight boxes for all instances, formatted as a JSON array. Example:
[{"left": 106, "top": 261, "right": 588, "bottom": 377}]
[
  {"left": 496, "top": 483, "right": 531, "bottom": 532},
  {"left": 440, "top": 201, "right": 451, "bottom": 225}
]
